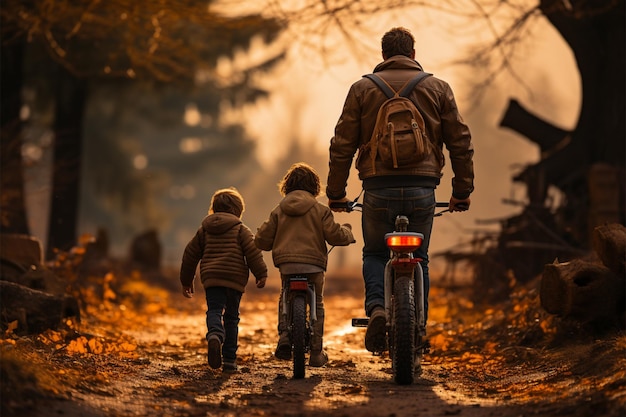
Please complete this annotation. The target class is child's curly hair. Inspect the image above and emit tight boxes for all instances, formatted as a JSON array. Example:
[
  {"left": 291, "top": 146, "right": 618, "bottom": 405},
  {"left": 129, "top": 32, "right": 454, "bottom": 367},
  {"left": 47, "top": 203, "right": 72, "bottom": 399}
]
[
  {"left": 209, "top": 187, "right": 245, "bottom": 218},
  {"left": 278, "top": 162, "right": 321, "bottom": 197}
]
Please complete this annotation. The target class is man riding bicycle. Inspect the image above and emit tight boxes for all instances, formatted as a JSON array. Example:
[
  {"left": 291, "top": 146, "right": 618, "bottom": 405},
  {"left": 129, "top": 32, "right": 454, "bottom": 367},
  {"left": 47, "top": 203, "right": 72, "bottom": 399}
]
[{"left": 326, "top": 27, "right": 475, "bottom": 353}]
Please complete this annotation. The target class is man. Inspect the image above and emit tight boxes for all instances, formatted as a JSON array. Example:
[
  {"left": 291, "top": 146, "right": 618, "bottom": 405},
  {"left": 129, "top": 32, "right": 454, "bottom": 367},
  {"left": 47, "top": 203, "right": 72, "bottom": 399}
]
[{"left": 327, "top": 27, "right": 474, "bottom": 353}]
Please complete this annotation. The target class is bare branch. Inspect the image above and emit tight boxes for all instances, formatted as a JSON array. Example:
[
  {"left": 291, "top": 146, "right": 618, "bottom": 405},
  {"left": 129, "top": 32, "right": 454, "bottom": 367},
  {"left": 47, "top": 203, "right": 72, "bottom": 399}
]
[
  {"left": 258, "top": 0, "right": 550, "bottom": 103},
  {"left": 1, "top": 0, "right": 284, "bottom": 82}
]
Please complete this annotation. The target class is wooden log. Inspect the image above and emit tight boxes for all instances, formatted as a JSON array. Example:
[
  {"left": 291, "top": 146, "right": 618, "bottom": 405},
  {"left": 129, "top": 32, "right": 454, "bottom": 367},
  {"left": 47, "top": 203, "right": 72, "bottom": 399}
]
[
  {"left": 540, "top": 259, "right": 569, "bottom": 315},
  {"left": 540, "top": 258, "right": 623, "bottom": 321},
  {"left": 592, "top": 223, "right": 626, "bottom": 276},
  {"left": 0, "top": 233, "right": 47, "bottom": 289},
  {"left": 0, "top": 281, "right": 80, "bottom": 334},
  {"left": 0, "top": 233, "right": 66, "bottom": 294},
  {"left": 0, "top": 234, "right": 42, "bottom": 282},
  {"left": 566, "top": 265, "right": 622, "bottom": 322}
]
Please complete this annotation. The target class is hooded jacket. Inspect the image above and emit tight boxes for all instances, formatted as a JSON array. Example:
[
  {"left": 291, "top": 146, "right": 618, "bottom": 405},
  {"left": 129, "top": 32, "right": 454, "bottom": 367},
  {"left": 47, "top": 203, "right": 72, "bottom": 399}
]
[
  {"left": 327, "top": 55, "right": 474, "bottom": 200},
  {"left": 255, "top": 190, "right": 355, "bottom": 270},
  {"left": 180, "top": 212, "right": 267, "bottom": 292}
]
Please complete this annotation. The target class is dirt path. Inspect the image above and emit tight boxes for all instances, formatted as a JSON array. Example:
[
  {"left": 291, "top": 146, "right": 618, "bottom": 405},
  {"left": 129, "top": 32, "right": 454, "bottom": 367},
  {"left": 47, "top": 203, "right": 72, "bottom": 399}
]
[{"left": 3, "top": 271, "right": 625, "bottom": 417}]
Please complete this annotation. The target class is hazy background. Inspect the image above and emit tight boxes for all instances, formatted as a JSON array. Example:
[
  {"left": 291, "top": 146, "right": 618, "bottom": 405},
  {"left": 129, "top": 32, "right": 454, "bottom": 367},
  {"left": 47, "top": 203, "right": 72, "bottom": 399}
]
[{"left": 22, "top": 4, "right": 580, "bottom": 270}]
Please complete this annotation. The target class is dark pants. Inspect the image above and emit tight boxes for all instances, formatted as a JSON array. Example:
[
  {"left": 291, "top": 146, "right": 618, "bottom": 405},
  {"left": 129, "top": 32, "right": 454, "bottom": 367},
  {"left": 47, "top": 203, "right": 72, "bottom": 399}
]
[
  {"left": 362, "top": 187, "right": 435, "bottom": 321},
  {"left": 205, "top": 286, "right": 242, "bottom": 362}
]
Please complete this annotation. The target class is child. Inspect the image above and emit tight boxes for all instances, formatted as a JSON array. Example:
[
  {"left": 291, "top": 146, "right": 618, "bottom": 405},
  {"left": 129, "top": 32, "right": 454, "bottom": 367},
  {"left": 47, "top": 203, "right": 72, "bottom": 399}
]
[
  {"left": 255, "top": 162, "right": 355, "bottom": 367},
  {"left": 180, "top": 187, "right": 268, "bottom": 371}
]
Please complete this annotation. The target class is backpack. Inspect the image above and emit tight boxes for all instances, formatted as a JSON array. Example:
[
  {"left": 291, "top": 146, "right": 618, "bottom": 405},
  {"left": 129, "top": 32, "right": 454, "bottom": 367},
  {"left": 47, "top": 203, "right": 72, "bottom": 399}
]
[{"left": 363, "top": 72, "right": 432, "bottom": 173}]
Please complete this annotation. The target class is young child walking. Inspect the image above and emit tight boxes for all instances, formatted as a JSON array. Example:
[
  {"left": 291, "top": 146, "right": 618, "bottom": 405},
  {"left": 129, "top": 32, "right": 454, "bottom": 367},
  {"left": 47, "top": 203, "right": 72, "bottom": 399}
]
[
  {"left": 255, "top": 162, "right": 355, "bottom": 367},
  {"left": 180, "top": 187, "right": 268, "bottom": 371}
]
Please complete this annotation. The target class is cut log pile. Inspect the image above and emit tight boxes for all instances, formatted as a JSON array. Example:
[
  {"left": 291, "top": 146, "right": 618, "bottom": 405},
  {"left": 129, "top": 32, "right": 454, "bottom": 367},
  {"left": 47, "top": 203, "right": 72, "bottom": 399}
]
[
  {"left": 540, "top": 223, "right": 626, "bottom": 323},
  {"left": 0, "top": 229, "right": 162, "bottom": 335},
  {"left": 0, "top": 234, "right": 80, "bottom": 334}
]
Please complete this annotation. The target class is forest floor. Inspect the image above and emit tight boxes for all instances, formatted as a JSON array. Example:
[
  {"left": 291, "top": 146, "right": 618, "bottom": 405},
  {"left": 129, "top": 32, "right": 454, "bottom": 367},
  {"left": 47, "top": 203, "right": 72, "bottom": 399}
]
[{"left": 1, "top": 265, "right": 625, "bottom": 417}]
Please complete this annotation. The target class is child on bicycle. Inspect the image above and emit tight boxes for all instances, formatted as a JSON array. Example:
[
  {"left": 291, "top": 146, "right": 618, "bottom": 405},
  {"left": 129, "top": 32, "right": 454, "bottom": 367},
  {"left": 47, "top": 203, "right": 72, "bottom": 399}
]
[
  {"left": 255, "top": 162, "right": 355, "bottom": 367},
  {"left": 179, "top": 187, "right": 268, "bottom": 371}
]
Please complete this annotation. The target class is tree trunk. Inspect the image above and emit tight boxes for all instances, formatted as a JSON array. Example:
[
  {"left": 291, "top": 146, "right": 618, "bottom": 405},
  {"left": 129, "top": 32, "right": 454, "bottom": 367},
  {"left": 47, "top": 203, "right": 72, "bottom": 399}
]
[
  {"left": 540, "top": 0, "right": 626, "bottom": 165},
  {"left": 0, "top": 37, "right": 30, "bottom": 235},
  {"left": 505, "top": 0, "right": 626, "bottom": 248},
  {"left": 46, "top": 67, "right": 87, "bottom": 259}
]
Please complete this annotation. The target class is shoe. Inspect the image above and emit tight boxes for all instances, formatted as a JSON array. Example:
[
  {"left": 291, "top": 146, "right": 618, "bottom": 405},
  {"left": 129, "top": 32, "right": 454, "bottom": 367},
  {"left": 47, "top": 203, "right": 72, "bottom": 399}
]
[
  {"left": 309, "top": 350, "right": 328, "bottom": 367},
  {"left": 274, "top": 341, "right": 292, "bottom": 360},
  {"left": 207, "top": 335, "right": 222, "bottom": 369},
  {"left": 223, "top": 359, "right": 238, "bottom": 372},
  {"left": 365, "top": 307, "right": 387, "bottom": 353}
]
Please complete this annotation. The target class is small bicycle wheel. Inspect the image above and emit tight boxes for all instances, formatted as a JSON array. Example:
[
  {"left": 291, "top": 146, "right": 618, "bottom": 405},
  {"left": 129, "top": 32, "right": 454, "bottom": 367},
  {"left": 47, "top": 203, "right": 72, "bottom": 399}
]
[{"left": 291, "top": 295, "right": 307, "bottom": 379}]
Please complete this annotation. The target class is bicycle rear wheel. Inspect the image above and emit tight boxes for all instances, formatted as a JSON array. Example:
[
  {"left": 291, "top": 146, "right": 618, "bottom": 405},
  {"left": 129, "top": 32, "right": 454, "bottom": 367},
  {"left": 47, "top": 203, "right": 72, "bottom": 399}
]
[
  {"left": 291, "top": 295, "right": 307, "bottom": 379},
  {"left": 391, "top": 274, "right": 416, "bottom": 385}
]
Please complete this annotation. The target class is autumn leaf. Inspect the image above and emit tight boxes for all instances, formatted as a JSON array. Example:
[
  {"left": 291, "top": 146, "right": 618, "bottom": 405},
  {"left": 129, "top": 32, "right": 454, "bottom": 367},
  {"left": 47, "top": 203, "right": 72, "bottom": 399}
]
[
  {"left": 67, "top": 336, "right": 89, "bottom": 354},
  {"left": 431, "top": 333, "right": 449, "bottom": 352},
  {"left": 88, "top": 338, "right": 104, "bottom": 354},
  {"left": 483, "top": 341, "right": 498, "bottom": 354},
  {"left": 6, "top": 320, "right": 18, "bottom": 335},
  {"left": 118, "top": 341, "right": 137, "bottom": 352}
]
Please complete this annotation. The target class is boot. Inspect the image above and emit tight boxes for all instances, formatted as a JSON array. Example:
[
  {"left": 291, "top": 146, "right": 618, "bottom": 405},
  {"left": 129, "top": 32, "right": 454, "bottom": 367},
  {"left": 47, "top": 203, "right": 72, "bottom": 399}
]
[
  {"left": 223, "top": 358, "right": 238, "bottom": 372},
  {"left": 274, "top": 332, "right": 291, "bottom": 360},
  {"left": 365, "top": 306, "right": 386, "bottom": 353},
  {"left": 309, "top": 334, "right": 328, "bottom": 367},
  {"left": 309, "top": 350, "right": 329, "bottom": 367},
  {"left": 207, "top": 334, "right": 222, "bottom": 369}
]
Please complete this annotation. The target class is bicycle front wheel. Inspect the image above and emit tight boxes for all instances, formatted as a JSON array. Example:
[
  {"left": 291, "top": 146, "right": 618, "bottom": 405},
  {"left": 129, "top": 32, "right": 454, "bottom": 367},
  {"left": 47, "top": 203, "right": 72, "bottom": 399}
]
[{"left": 291, "top": 295, "right": 307, "bottom": 379}]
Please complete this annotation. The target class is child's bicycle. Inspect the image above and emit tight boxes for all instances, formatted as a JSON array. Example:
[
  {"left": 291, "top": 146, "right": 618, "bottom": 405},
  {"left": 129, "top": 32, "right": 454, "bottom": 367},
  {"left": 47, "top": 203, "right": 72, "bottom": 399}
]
[
  {"left": 282, "top": 272, "right": 317, "bottom": 379},
  {"left": 330, "top": 199, "right": 464, "bottom": 385}
]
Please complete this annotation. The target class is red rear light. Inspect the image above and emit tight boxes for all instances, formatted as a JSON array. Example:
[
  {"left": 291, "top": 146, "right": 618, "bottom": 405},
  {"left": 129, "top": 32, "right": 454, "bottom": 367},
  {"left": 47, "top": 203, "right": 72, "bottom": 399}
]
[
  {"left": 385, "top": 233, "right": 423, "bottom": 252},
  {"left": 290, "top": 281, "right": 309, "bottom": 291}
]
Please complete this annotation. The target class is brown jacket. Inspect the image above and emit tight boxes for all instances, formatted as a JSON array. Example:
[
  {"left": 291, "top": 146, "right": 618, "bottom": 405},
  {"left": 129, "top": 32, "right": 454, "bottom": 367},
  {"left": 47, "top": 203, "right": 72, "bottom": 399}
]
[
  {"left": 180, "top": 212, "right": 267, "bottom": 292},
  {"left": 327, "top": 55, "right": 474, "bottom": 200},
  {"left": 255, "top": 190, "right": 355, "bottom": 270}
]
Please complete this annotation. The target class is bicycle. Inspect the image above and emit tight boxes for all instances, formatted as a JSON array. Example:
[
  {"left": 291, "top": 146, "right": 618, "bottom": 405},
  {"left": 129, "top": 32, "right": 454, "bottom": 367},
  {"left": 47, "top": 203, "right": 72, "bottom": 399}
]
[
  {"left": 330, "top": 199, "right": 462, "bottom": 385},
  {"left": 281, "top": 272, "right": 317, "bottom": 379}
]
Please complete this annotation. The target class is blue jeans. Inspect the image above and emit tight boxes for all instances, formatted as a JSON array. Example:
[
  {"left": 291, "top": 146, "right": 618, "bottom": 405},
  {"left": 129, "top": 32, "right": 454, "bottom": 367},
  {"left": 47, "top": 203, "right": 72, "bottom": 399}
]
[
  {"left": 362, "top": 187, "right": 435, "bottom": 321},
  {"left": 205, "top": 286, "right": 242, "bottom": 362}
]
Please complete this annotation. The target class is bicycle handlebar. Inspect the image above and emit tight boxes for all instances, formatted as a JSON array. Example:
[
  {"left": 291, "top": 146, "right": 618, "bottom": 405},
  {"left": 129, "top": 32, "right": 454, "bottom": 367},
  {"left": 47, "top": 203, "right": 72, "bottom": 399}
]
[
  {"left": 330, "top": 201, "right": 468, "bottom": 213},
  {"left": 329, "top": 201, "right": 363, "bottom": 212}
]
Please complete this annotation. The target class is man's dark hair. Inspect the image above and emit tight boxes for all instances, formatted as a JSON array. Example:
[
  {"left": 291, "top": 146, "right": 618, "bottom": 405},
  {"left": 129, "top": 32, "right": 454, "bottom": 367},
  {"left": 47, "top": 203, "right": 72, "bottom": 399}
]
[
  {"left": 279, "top": 162, "right": 321, "bottom": 197},
  {"left": 210, "top": 187, "right": 245, "bottom": 217},
  {"left": 381, "top": 27, "right": 415, "bottom": 58}
]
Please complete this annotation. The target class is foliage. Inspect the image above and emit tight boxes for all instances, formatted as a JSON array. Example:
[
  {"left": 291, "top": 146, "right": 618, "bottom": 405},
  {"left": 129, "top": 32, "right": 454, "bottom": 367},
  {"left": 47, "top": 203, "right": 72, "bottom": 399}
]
[
  {"left": 3, "top": 0, "right": 288, "bottom": 257},
  {"left": 1, "top": 0, "right": 284, "bottom": 82}
]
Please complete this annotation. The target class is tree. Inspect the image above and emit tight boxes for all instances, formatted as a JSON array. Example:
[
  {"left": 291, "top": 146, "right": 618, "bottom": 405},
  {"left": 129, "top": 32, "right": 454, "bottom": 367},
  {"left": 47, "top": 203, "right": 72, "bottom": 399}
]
[
  {"left": 1, "top": 0, "right": 284, "bottom": 258},
  {"left": 0, "top": 32, "right": 29, "bottom": 235}
]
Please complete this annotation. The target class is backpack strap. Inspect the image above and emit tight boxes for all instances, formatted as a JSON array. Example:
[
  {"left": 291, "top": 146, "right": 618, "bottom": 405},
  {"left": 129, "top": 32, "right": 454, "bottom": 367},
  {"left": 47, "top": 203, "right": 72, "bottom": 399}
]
[
  {"left": 363, "top": 72, "right": 432, "bottom": 98},
  {"left": 398, "top": 72, "right": 432, "bottom": 97},
  {"left": 363, "top": 74, "right": 396, "bottom": 98}
]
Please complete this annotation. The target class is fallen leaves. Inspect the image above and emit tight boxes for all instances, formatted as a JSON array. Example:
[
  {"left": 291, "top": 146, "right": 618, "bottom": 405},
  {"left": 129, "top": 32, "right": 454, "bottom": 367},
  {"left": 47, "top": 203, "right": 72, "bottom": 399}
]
[
  {"left": 2, "top": 251, "right": 624, "bottom": 417},
  {"left": 36, "top": 330, "right": 139, "bottom": 357}
]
